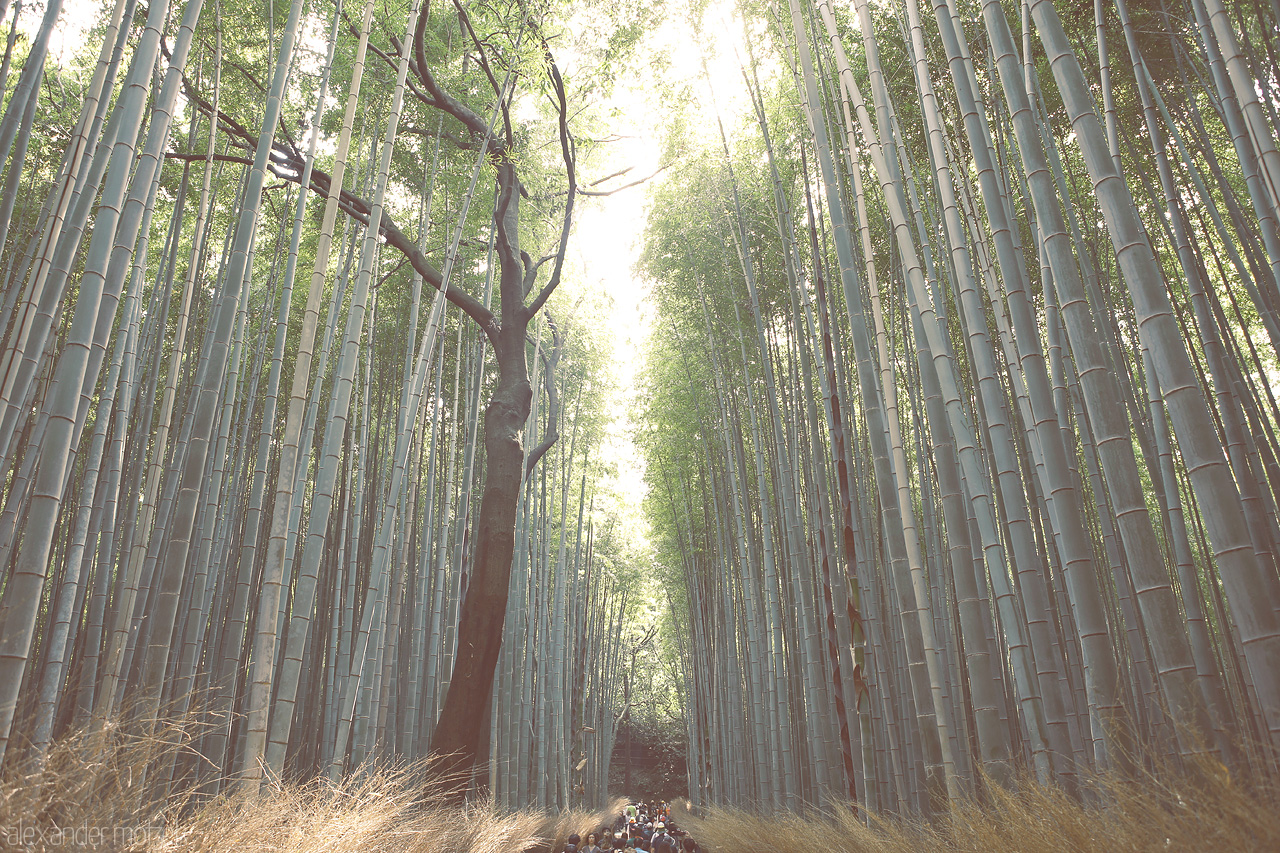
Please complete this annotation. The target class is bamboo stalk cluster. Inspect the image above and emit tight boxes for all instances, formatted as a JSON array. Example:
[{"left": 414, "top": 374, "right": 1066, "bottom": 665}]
[
  {"left": 642, "top": 0, "right": 1280, "bottom": 816},
  {"left": 0, "top": 0, "right": 633, "bottom": 811}
]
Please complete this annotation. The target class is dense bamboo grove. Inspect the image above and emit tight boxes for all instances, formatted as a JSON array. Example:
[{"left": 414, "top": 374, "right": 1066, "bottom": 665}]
[
  {"left": 1, "top": 0, "right": 1280, "bottom": 830},
  {"left": 641, "top": 0, "right": 1280, "bottom": 817},
  {"left": 0, "top": 0, "right": 646, "bottom": 810}
]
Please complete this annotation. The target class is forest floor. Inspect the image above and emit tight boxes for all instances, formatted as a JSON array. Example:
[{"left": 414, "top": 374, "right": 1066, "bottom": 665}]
[
  {"left": 0, "top": 717, "right": 611, "bottom": 852},
  {"left": 4, "top": 718, "right": 1279, "bottom": 851}
]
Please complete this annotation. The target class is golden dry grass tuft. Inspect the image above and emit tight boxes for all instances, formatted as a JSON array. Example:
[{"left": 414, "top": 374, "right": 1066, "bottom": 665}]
[
  {"left": 676, "top": 759, "right": 1280, "bottom": 853},
  {"left": 1, "top": 711, "right": 208, "bottom": 849},
  {"left": 150, "top": 772, "right": 610, "bottom": 853},
  {"left": 0, "top": 715, "right": 615, "bottom": 852},
  {"left": 8, "top": 716, "right": 1280, "bottom": 852}
]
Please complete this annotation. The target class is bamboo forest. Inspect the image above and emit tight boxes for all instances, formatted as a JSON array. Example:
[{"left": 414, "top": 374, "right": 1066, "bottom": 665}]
[{"left": 0, "top": 0, "right": 1279, "bottom": 848}]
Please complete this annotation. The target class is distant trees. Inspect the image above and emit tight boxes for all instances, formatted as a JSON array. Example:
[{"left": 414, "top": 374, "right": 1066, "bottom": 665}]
[{"left": 611, "top": 710, "right": 689, "bottom": 802}]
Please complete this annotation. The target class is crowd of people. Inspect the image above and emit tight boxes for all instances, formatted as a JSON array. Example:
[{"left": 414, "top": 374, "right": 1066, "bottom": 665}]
[{"left": 561, "top": 801, "right": 699, "bottom": 853}]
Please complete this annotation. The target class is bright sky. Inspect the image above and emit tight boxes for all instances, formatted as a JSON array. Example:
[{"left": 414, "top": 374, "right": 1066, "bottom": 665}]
[
  {"left": 26, "top": 0, "right": 92, "bottom": 66},
  {"left": 554, "top": 0, "right": 764, "bottom": 561},
  {"left": 566, "top": 163, "right": 653, "bottom": 519}
]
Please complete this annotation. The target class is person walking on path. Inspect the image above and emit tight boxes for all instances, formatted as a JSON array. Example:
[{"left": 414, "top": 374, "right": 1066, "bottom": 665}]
[{"left": 651, "top": 825, "right": 676, "bottom": 853}]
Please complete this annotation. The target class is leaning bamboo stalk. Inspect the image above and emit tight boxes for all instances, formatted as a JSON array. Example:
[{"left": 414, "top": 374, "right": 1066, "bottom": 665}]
[
  {"left": 1023, "top": 0, "right": 1280, "bottom": 744},
  {"left": 239, "top": 0, "right": 378, "bottom": 780},
  {"left": 0, "top": 0, "right": 183, "bottom": 763},
  {"left": 906, "top": 0, "right": 1143, "bottom": 772},
  {"left": 0, "top": 0, "right": 131, "bottom": 437},
  {"left": 1195, "top": 0, "right": 1280, "bottom": 220}
]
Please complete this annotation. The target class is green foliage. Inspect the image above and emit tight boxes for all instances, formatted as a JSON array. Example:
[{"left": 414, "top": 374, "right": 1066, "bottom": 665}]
[{"left": 610, "top": 709, "right": 689, "bottom": 801}]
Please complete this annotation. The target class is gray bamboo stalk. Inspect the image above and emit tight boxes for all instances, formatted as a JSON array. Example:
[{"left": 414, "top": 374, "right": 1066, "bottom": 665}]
[
  {"left": 1024, "top": 0, "right": 1280, "bottom": 744},
  {"left": 0, "top": 0, "right": 177, "bottom": 763},
  {"left": 914, "top": 0, "right": 1153, "bottom": 768},
  {"left": 1196, "top": 0, "right": 1280, "bottom": 219},
  {"left": 801, "top": 0, "right": 967, "bottom": 803},
  {"left": 28, "top": 254, "right": 144, "bottom": 758},
  {"left": 235, "top": 0, "right": 377, "bottom": 781},
  {"left": 138, "top": 0, "right": 302, "bottom": 746},
  {"left": 0, "top": 0, "right": 64, "bottom": 251}
]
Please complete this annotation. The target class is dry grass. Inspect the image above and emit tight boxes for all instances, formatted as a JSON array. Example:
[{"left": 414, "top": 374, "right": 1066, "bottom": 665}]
[
  {"left": 152, "top": 776, "right": 612, "bottom": 853},
  {"left": 0, "top": 715, "right": 616, "bottom": 852},
  {"left": 0, "top": 712, "right": 207, "bottom": 850},
  {"left": 676, "top": 760, "right": 1280, "bottom": 853},
  {"left": 7, "top": 716, "right": 1278, "bottom": 852}
]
